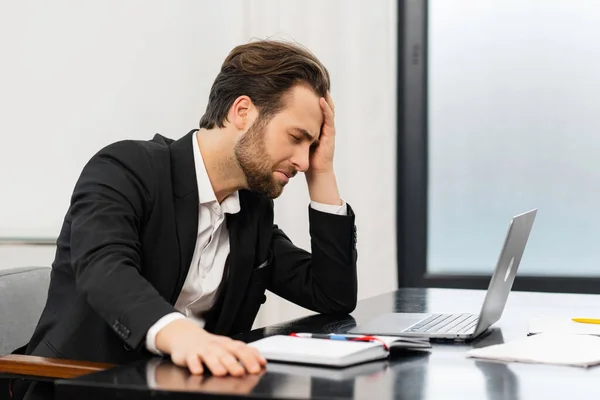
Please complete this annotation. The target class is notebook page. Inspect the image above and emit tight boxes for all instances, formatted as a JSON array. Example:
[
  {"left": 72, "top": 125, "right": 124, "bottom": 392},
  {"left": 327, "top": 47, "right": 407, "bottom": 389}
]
[
  {"left": 466, "top": 333, "right": 600, "bottom": 367},
  {"left": 528, "top": 317, "right": 600, "bottom": 336}
]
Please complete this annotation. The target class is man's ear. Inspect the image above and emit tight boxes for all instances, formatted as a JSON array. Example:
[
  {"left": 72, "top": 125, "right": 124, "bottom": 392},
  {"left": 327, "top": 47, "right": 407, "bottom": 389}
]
[{"left": 228, "top": 95, "right": 257, "bottom": 132}]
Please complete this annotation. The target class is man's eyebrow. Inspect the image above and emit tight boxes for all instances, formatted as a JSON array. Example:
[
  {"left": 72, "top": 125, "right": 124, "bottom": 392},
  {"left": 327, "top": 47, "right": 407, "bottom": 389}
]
[{"left": 291, "top": 127, "right": 319, "bottom": 146}]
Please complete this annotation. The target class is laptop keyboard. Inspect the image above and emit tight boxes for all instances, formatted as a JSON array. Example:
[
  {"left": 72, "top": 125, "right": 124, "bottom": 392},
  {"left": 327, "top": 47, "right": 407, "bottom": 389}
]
[{"left": 405, "top": 313, "right": 478, "bottom": 334}]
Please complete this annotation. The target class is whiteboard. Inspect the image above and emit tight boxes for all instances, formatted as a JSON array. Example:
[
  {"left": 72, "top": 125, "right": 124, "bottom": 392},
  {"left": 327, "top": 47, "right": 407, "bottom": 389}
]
[{"left": 0, "top": 1, "right": 246, "bottom": 237}]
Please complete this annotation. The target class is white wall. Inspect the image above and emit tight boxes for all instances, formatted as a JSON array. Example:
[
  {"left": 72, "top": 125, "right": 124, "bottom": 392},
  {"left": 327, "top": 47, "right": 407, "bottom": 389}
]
[
  {"left": 428, "top": 0, "right": 600, "bottom": 276},
  {"left": 0, "top": 245, "right": 56, "bottom": 270},
  {"left": 0, "top": 0, "right": 246, "bottom": 237},
  {"left": 243, "top": 0, "right": 398, "bottom": 326},
  {"left": 0, "top": 0, "right": 398, "bottom": 328}
]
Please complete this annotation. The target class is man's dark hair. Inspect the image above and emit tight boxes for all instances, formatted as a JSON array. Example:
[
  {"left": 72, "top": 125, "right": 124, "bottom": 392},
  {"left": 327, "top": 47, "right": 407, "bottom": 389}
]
[{"left": 199, "top": 40, "right": 330, "bottom": 129}]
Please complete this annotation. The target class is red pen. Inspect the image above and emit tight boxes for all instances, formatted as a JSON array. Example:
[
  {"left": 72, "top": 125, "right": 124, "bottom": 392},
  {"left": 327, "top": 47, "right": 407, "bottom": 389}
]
[{"left": 289, "top": 332, "right": 389, "bottom": 350}]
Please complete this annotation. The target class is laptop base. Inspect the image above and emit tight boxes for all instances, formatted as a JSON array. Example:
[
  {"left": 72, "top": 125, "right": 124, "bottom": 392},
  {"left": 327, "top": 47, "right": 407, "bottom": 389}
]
[{"left": 349, "top": 312, "right": 480, "bottom": 341}]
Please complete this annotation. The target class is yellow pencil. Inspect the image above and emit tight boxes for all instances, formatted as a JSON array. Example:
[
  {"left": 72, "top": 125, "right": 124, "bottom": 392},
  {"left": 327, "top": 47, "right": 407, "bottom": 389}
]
[{"left": 572, "top": 318, "right": 600, "bottom": 324}]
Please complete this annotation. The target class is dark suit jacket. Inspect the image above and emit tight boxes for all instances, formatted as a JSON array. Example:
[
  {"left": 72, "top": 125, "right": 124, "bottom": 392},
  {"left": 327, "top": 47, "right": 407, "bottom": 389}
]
[{"left": 20, "top": 129, "right": 358, "bottom": 366}]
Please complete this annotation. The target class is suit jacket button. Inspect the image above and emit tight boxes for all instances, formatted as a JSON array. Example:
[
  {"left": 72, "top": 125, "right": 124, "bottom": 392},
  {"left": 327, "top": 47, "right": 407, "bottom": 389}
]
[
  {"left": 124, "top": 344, "right": 132, "bottom": 351},
  {"left": 261, "top": 294, "right": 267, "bottom": 304}
]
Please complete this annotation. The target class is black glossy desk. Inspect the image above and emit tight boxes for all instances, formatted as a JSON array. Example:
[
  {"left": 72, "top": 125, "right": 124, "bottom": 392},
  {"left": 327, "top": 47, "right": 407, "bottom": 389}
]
[{"left": 55, "top": 288, "right": 600, "bottom": 399}]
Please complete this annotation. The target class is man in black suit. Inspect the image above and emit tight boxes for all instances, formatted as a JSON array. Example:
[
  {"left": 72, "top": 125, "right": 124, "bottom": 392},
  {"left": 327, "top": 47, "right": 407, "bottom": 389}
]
[{"left": 15, "top": 39, "right": 357, "bottom": 386}]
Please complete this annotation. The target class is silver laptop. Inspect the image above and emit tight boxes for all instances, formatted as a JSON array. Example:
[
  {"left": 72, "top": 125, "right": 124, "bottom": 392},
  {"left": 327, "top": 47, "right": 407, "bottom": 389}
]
[{"left": 349, "top": 209, "right": 537, "bottom": 341}]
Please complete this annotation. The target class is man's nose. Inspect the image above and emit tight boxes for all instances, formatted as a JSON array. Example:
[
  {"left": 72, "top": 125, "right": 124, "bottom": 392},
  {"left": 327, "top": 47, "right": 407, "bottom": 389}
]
[{"left": 291, "top": 148, "right": 310, "bottom": 172}]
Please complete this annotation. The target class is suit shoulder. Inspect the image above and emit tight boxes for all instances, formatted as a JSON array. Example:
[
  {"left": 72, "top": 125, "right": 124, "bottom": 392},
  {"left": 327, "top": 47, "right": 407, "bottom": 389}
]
[
  {"left": 78, "top": 137, "right": 167, "bottom": 193},
  {"left": 88, "top": 133, "right": 177, "bottom": 176},
  {"left": 94, "top": 134, "right": 169, "bottom": 160}
]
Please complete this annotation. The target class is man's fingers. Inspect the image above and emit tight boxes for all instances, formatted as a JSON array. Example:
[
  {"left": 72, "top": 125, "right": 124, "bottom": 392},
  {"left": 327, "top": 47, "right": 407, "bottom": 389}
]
[
  {"left": 201, "top": 352, "right": 228, "bottom": 377},
  {"left": 320, "top": 98, "right": 335, "bottom": 127},
  {"left": 186, "top": 353, "right": 204, "bottom": 375},
  {"left": 172, "top": 335, "right": 266, "bottom": 377},
  {"left": 255, "top": 348, "right": 268, "bottom": 366},
  {"left": 248, "top": 345, "right": 267, "bottom": 367},
  {"left": 226, "top": 341, "right": 263, "bottom": 374},
  {"left": 325, "top": 91, "right": 335, "bottom": 114},
  {"left": 219, "top": 353, "right": 246, "bottom": 377},
  {"left": 320, "top": 97, "right": 333, "bottom": 116},
  {"left": 170, "top": 351, "right": 188, "bottom": 368}
]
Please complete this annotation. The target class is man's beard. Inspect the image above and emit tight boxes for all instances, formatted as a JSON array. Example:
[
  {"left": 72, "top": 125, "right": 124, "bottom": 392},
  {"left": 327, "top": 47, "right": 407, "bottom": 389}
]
[{"left": 234, "top": 118, "right": 293, "bottom": 199}]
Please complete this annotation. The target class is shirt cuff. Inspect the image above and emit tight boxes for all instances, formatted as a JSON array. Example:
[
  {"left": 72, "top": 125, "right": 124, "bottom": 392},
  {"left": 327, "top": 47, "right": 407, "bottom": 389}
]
[
  {"left": 145, "top": 312, "right": 186, "bottom": 355},
  {"left": 310, "top": 199, "right": 348, "bottom": 216}
]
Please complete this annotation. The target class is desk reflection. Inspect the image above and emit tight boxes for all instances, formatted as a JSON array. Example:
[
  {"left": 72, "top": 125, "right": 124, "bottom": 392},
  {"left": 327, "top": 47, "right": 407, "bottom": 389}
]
[
  {"left": 142, "top": 354, "right": 430, "bottom": 400},
  {"left": 472, "top": 329, "right": 520, "bottom": 400},
  {"left": 472, "top": 328, "right": 507, "bottom": 348},
  {"left": 147, "top": 360, "right": 264, "bottom": 394}
]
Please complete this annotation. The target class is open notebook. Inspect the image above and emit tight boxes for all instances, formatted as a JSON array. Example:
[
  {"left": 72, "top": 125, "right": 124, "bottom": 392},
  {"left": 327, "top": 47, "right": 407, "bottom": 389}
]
[
  {"left": 249, "top": 335, "right": 430, "bottom": 367},
  {"left": 466, "top": 333, "right": 600, "bottom": 368}
]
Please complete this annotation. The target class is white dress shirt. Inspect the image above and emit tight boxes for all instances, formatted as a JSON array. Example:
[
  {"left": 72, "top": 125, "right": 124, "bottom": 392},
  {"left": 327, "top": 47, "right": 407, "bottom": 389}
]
[{"left": 145, "top": 131, "right": 347, "bottom": 354}]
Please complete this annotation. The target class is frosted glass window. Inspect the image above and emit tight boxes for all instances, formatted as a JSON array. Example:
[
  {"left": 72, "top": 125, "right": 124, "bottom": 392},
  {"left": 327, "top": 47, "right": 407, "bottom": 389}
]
[{"left": 427, "top": 0, "right": 600, "bottom": 276}]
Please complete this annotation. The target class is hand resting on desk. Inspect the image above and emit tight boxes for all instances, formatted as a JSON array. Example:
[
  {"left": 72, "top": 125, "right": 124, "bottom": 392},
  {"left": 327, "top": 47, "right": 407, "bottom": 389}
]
[{"left": 155, "top": 319, "right": 267, "bottom": 376}]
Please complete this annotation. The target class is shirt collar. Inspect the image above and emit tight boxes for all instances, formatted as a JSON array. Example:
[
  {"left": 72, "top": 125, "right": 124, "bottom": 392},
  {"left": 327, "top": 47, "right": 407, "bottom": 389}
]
[{"left": 192, "top": 131, "right": 240, "bottom": 214}]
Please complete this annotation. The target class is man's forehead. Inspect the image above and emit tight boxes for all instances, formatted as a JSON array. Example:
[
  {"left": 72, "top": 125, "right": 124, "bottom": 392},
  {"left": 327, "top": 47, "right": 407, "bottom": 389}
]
[{"left": 280, "top": 89, "right": 323, "bottom": 134}]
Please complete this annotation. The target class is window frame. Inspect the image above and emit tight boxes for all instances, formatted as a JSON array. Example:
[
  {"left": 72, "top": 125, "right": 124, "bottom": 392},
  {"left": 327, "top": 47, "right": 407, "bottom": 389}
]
[{"left": 396, "top": 0, "right": 600, "bottom": 294}]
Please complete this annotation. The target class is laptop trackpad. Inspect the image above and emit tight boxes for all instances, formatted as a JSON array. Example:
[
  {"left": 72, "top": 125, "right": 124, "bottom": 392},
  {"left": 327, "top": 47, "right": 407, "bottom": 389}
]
[{"left": 348, "top": 313, "right": 430, "bottom": 336}]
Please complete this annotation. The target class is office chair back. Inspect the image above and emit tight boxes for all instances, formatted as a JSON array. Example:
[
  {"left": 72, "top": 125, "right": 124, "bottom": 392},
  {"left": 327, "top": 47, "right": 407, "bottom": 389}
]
[{"left": 0, "top": 267, "right": 50, "bottom": 356}]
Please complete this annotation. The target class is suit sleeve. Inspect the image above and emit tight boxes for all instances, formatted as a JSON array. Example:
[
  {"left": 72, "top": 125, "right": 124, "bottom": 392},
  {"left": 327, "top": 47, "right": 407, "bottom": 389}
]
[
  {"left": 267, "top": 204, "right": 358, "bottom": 314},
  {"left": 69, "top": 141, "right": 177, "bottom": 350}
]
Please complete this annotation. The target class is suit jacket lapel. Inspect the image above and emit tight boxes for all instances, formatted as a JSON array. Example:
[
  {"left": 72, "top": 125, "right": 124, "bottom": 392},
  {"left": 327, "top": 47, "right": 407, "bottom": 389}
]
[
  {"left": 165, "top": 131, "right": 258, "bottom": 331},
  {"left": 211, "top": 192, "right": 257, "bottom": 334},
  {"left": 169, "top": 129, "right": 199, "bottom": 304}
]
